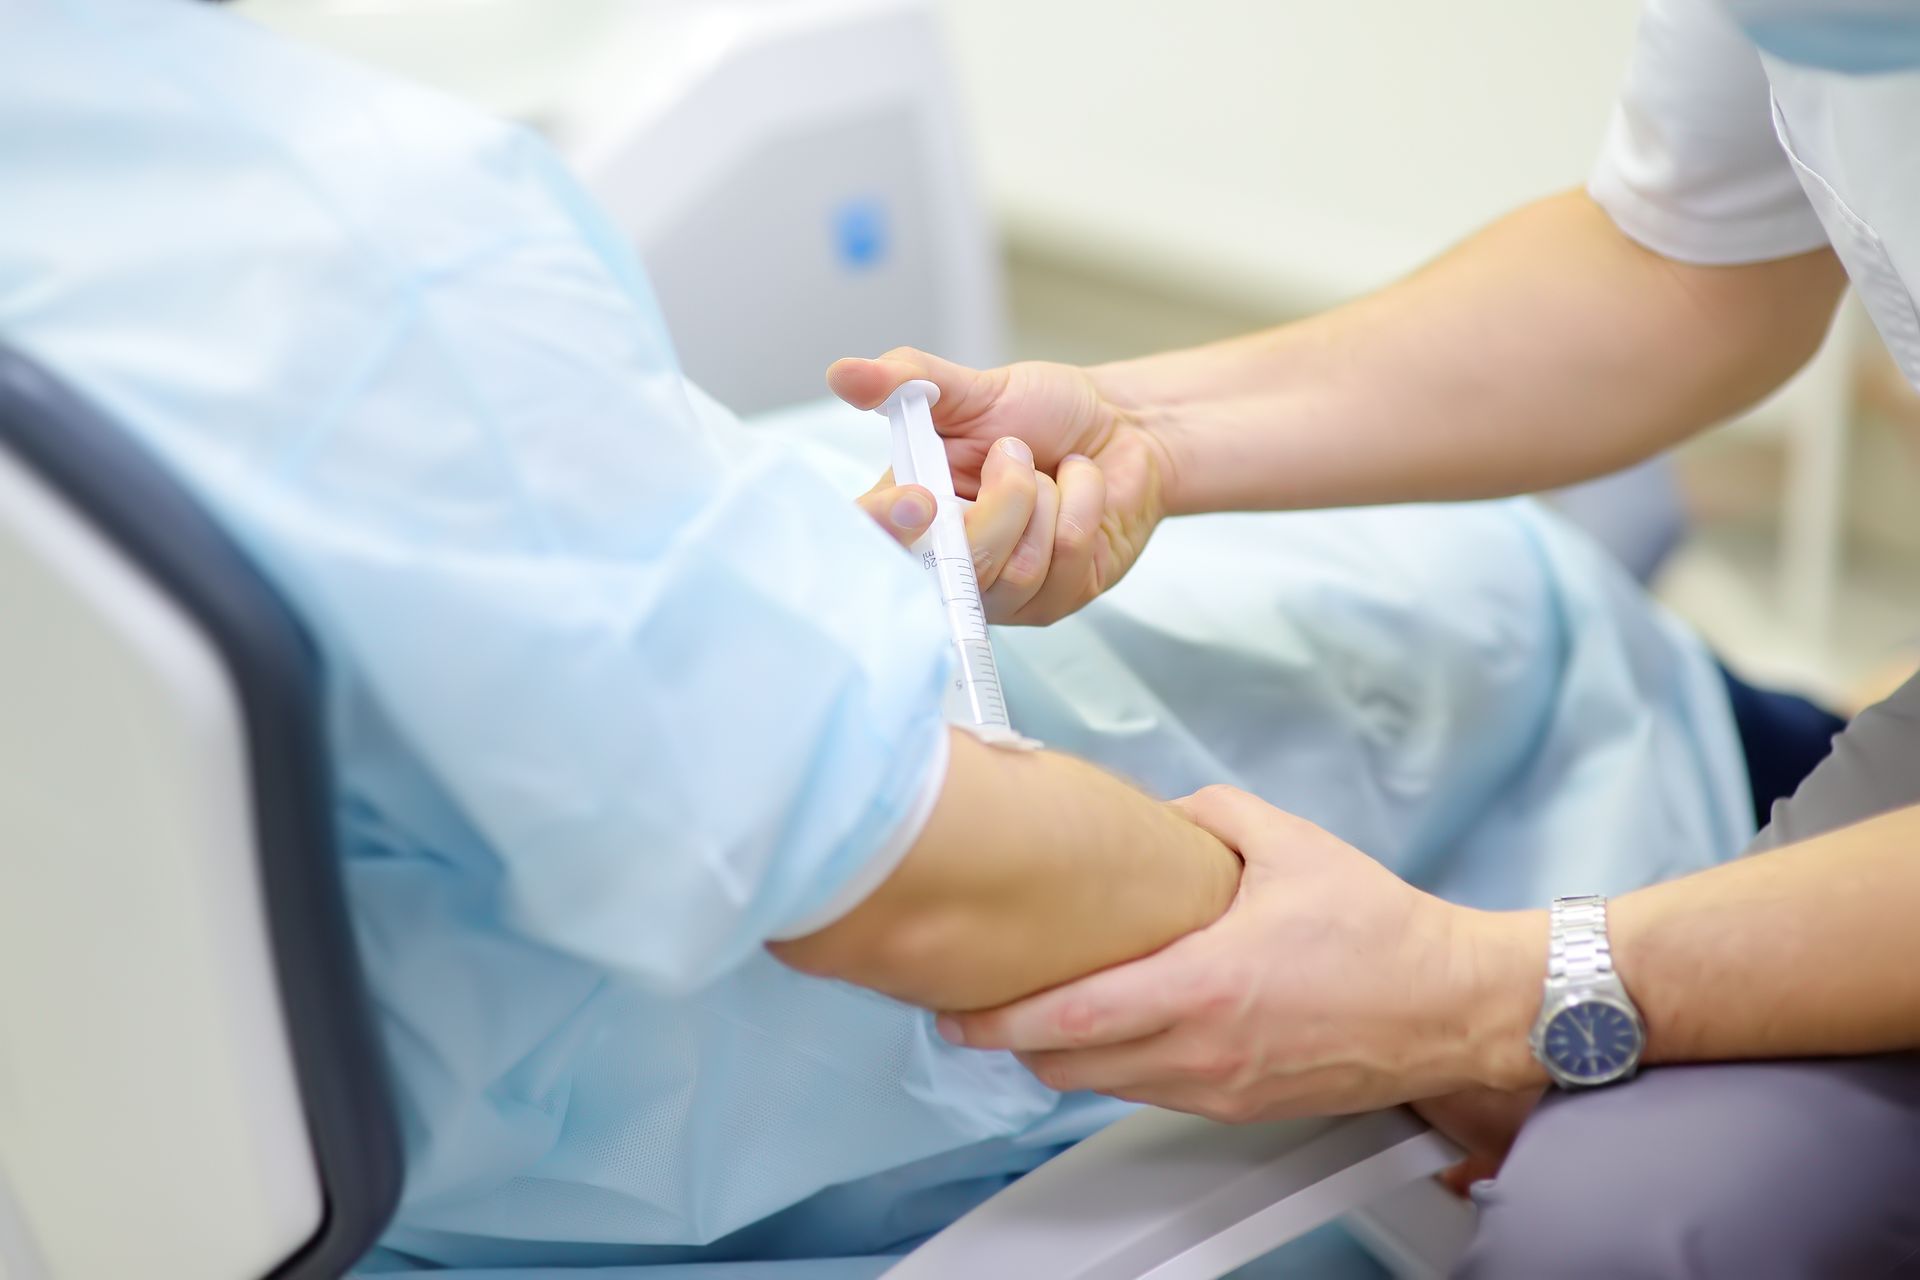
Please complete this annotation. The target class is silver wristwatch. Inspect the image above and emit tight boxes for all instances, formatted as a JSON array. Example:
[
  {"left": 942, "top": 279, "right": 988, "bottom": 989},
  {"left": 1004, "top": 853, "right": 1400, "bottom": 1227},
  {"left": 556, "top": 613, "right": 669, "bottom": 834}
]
[{"left": 1528, "top": 894, "right": 1646, "bottom": 1089}]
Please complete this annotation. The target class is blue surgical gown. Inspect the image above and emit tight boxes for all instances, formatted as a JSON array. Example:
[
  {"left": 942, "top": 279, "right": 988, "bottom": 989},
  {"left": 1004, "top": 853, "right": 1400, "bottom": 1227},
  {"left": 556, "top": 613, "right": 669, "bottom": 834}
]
[{"left": 0, "top": 1, "right": 1753, "bottom": 1274}]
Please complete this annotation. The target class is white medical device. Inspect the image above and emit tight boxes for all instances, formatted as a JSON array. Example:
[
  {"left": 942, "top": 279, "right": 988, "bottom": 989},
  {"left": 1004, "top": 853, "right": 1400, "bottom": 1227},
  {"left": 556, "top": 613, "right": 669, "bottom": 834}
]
[
  {"left": 882, "top": 379, "right": 1025, "bottom": 745},
  {"left": 557, "top": 0, "right": 1003, "bottom": 415}
]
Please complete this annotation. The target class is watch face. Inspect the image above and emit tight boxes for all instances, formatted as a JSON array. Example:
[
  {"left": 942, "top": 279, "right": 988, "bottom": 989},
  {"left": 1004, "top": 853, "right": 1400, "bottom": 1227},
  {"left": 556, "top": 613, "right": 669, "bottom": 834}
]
[{"left": 1541, "top": 996, "right": 1642, "bottom": 1085}]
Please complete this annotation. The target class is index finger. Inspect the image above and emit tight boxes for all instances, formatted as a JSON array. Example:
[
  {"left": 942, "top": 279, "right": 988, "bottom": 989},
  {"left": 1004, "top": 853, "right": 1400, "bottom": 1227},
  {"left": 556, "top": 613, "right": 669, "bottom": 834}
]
[{"left": 938, "top": 942, "right": 1200, "bottom": 1053}]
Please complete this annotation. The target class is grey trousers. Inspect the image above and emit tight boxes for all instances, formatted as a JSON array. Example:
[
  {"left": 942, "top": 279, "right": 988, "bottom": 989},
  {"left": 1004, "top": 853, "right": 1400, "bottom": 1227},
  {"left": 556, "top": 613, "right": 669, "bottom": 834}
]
[{"left": 1458, "top": 670, "right": 1920, "bottom": 1279}]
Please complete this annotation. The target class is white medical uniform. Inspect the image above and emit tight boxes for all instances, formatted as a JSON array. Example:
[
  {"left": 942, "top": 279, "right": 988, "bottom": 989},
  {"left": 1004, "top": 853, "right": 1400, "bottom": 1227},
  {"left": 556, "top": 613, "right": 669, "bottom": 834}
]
[
  {"left": 1449, "top": 13, "right": 1920, "bottom": 1275},
  {"left": 1593, "top": 0, "right": 1920, "bottom": 388}
]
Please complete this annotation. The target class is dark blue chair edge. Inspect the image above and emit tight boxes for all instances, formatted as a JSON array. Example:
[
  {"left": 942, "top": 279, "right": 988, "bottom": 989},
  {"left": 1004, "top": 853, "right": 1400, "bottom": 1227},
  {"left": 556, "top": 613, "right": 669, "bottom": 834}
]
[{"left": 0, "top": 346, "right": 402, "bottom": 1279}]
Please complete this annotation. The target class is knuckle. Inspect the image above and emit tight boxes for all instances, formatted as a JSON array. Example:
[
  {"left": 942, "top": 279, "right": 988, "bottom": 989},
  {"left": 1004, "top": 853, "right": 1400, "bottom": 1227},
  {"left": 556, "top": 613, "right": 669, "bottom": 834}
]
[
  {"left": 1052, "top": 996, "right": 1105, "bottom": 1045},
  {"left": 998, "top": 547, "right": 1045, "bottom": 592},
  {"left": 1201, "top": 1048, "right": 1251, "bottom": 1086},
  {"left": 1169, "top": 1036, "right": 1235, "bottom": 1083},
  {"left": 1166, "top": 961, "right": 1220, "bottom": 1011},
  {"left": 1193, "top": 981, "right": 1241, "bottom": 1024},
  {"left": 1182, "top": 961, "right": 1252, "bottom": 1030}
]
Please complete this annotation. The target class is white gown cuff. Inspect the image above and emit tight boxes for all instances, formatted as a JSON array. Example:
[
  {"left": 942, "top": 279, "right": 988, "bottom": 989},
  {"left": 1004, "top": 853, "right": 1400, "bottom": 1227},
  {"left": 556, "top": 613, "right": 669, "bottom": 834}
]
[{"left": 767, "top": 726, "right": 952, "bottom": 942}]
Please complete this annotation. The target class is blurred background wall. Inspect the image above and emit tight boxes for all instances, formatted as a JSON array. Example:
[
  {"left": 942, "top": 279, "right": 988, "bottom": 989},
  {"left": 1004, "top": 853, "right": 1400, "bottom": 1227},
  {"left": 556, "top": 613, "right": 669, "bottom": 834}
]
[
  {"left": 236, "top": 0, "right": 1920, "bottom": 697},
  {"left": 939, "top": 0, "right": 1641, "bottom": 354}
]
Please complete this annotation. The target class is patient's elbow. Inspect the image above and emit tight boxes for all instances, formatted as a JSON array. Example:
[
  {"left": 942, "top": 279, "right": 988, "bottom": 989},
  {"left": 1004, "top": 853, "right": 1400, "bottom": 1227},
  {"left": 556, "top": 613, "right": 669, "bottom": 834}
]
[
  {"left": 763, "top": 929, "right": 852, "bottom": 981},
  {"left": 766, "top": 901, "right": 978, "bottom": 1008}
]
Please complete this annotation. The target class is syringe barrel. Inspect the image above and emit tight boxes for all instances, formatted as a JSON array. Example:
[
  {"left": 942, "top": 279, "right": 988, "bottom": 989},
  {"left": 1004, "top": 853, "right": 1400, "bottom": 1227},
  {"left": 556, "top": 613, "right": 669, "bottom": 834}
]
[
  {"left": 884, "top": 379, "right": 1022, "bottom": 741},
  {"left": 918, "top": 509, "right": 1013, "bottom": 734}
]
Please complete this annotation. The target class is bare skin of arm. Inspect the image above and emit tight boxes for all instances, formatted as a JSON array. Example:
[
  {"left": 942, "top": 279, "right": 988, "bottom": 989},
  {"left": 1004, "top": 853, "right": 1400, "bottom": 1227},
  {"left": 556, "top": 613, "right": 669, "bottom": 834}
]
[
  {"left": 829, "top": 191, "right": 1851, "bottom": 624},
  {"left": 823, "top": 187, "right": 1893, "bottom": 1185},
  {"left": 769, "top": 728, "right": 1243, "bottom": 1012},
  {"left": 1102, "top": 189, "right": 1851, "bottom": 513},
  {"left": 815, "top": 471, "right": 1241, "bottom": 1014},
  {"left": 810, "top": 185, "right": 1873, "bottom": 1079},
  {"left": 935, "top": 791, "right": 1920, "bottom": 1122},
  {"left": 1489, "top": 800, "right": 1920, "bottom": 1077},
  {"left": 1419, "top": 801, "right": 1920, "bottom": 1177}
]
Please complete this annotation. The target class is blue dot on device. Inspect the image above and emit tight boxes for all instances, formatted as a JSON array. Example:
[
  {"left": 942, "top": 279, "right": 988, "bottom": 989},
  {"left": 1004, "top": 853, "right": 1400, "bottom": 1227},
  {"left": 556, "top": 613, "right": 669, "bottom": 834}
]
[{"left": 833, "top": 197, "right": 889, "bottom": 271}]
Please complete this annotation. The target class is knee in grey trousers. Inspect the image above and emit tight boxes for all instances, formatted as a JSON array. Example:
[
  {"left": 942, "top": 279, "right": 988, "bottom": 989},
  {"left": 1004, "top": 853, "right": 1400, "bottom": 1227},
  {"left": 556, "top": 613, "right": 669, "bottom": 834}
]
[{"left": 1458, "top": 671, "right": 1920, "bottom": 1279}]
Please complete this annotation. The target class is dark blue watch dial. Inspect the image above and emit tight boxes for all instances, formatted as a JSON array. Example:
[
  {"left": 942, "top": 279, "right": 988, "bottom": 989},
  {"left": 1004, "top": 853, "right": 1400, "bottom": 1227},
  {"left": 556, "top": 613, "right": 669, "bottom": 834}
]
[{"left": 1542, "top": 998, "right": 1641, "bottom": 1084}]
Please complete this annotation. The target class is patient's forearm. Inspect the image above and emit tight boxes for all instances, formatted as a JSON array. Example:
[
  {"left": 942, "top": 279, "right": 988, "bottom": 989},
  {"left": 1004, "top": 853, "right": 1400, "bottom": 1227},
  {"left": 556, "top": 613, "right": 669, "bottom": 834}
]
[{"left": 769, "top": 729, "right": 1241, "bottom": 1011}]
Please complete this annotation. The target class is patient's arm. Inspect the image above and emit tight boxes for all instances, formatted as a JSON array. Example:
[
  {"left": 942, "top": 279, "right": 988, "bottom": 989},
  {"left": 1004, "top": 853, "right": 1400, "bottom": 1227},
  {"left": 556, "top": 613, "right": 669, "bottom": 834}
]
[{"left": 769, "top": 728, "right": 1241, "bottom": 1011}]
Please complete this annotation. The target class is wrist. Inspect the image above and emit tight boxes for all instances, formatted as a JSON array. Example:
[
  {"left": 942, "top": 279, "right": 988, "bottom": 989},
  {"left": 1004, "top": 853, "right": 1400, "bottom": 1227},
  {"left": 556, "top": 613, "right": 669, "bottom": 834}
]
[
  {"left": 1085, "top": 360, "right": 1209, "bottom": 519},
  {"left": 1457, "top": 908, "right": 1550, "bottom": 1091},
  {"left": 1604, "top": 890, "right": 1668, "bottom": 1064},
  {"left": 1085, "top": 353, "right": 1157, "bottom": 417},
  {"left": 1087, "top": 326, "right": 1329, "bottom": 517}
]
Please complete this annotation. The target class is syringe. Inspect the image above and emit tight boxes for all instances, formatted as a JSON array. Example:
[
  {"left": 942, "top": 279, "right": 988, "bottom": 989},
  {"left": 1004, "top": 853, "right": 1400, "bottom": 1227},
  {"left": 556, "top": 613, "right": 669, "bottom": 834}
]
[{"left": 881, "top": 379, "right": 1034, "bottom": 748}]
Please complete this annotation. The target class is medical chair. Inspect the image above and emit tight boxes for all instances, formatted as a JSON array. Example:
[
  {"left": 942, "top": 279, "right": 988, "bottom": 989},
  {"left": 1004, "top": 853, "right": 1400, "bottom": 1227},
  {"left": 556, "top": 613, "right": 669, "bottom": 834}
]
[
  {"left": 0, "top": 348, "right": 402, "bottom": 1279},
  {"left": 0, "top": 345, "right": 1469, "bottom": 1280}
]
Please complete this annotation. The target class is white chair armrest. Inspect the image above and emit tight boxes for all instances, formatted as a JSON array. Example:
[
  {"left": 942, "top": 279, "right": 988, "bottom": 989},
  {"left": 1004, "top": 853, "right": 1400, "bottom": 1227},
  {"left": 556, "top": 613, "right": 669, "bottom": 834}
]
[
  {"left": 884, "top": 1107, "right": 1462, "bottom": 1280},
  {"left": 1346, "top": 1175, "right": 1479, "bottom": 1279}
]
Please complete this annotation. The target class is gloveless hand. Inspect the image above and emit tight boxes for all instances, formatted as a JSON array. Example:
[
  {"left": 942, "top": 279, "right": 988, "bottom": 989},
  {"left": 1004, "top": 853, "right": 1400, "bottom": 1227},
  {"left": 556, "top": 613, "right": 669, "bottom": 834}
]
[
  {"left": 938, "top": 785, "right": 1546, "bottom": 1121},
  {"left": 829, "top": 347, "right": 1175, "bottom": 624}
]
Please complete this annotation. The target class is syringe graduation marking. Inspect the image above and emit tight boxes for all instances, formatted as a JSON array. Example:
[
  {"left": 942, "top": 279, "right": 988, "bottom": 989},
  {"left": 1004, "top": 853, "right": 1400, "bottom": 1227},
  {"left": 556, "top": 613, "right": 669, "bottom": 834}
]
[{"left": 882, "top": 378, "right": 1017, "bottom": 737}]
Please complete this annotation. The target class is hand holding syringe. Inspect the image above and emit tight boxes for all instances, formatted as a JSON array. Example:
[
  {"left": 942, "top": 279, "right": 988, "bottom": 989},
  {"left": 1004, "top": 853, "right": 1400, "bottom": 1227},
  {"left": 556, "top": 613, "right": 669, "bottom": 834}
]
[
  {"left": 831, "top": 349, "right": 1156, "bottom": 629},
  {"left": 880, "top": 380, "right": 1037, "bottom": 747}
]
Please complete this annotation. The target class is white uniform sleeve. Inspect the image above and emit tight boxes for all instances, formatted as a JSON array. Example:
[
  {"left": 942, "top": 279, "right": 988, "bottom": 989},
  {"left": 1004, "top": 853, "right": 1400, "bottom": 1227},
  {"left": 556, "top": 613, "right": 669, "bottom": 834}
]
[{"left": 1590, "top": 0, "right": 1829, "bottom": 263}]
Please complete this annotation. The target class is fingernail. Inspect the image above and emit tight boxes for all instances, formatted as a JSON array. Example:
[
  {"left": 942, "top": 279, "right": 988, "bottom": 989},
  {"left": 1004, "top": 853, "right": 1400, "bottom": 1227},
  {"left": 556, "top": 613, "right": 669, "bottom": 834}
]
[
  {"left": 999, "top": 437, "right": 1033, "bottom": 464},
  {"left": 935, "top": 1014, "right": 967, "bottom": 1046},
  {"left": 1064, "top": 453, "right": 1092, "bottom": 466},
  {"left": 891, "top": 493, "right": 933, "bottom": 527}
]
